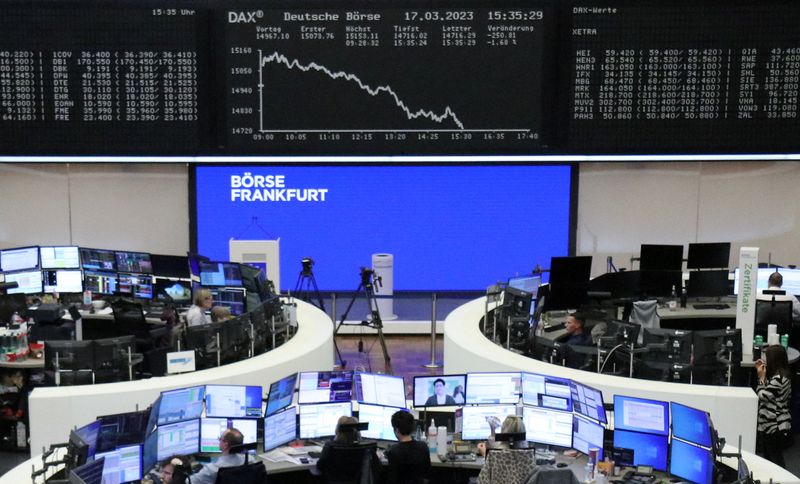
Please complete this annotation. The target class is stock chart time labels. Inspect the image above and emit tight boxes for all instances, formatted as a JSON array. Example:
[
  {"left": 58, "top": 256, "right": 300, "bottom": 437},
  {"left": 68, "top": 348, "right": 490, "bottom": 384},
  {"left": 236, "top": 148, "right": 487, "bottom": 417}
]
[{"left": 224, "top": 4, "right": 554, "bottom": 154}]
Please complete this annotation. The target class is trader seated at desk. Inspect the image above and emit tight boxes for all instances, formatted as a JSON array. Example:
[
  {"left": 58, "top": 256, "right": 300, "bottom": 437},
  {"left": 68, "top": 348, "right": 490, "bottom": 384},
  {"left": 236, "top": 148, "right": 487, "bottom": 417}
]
[
  {"left": 759, "top": 272, "right": 800, "bottom": 320},
  {"left": 385, "top": 410, "right": 430, "bottom": 484},
  {"left": 186, "top": 428, "right": 246, "bottom": 484},
  {"left": 557, "top": 312, "right": 592, "bottom": 346},
  {"left": 186, "top": 289, "right": 213, "bottom": 327}
]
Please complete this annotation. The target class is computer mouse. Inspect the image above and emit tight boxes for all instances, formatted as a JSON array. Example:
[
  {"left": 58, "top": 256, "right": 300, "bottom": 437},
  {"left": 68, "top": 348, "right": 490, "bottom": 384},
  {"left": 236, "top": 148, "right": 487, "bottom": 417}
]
[
  {"left": 299, "top": 457, "right": 309, "bottom": 464},
  {"left": 556, "top": 462, "right": 568, "bottom": 468}
]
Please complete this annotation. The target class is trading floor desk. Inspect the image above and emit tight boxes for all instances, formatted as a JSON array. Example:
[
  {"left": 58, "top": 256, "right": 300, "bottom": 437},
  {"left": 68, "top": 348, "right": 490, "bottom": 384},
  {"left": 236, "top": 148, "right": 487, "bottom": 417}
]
[
  {"left": 26, "top": 300, "right": 334, "bottom": 454},
  {"left": 656, "top": 302, "right": 737, "bottom": 330}
]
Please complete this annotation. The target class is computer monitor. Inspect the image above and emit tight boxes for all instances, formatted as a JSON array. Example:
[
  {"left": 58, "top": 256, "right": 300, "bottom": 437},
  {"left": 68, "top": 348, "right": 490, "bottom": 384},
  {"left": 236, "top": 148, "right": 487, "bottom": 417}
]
[
  {"left": 358, "top": 403, "right": 406, "bottom": 441},
  {"left": 669, "top": 438, "right": 714, "bottom": 484},
  {"left": 413, "top": 374, "right": 466, "bottom": 407},
  {"left": 732, "top": 267, "right": 800, "bottom": 295},
  {"left": 68, "top": 429, "right": 91, "bottom": 469},
  {"left": 117, "top": 273, "right": 153, "bottom": 300},
  {"left": 93, "top": 336, "right": 136, "bottom": 383},
  {"left": 603, "top": 319, "right": 641, "bottom": 348},
  {"left": 776, "top": 268, "right": 800, "bottom": 296},
  {"left": 460, "top": 405, "right": 517, "bottom": 441},
  {"left": 501, "top": 286, "right": 534, "bottom": 317},
  {"left": 150, "top": 254, "right": 190, "bottom": 279},
  {"left": 115, "top": 251, "right": 153, "bottom": 275},
  {"left": 42, "top": 269, "right": 83, "bottom": 293},
  {"left": 145, "top": 396, "right": 160, "bottom": 437},
  {"left": 297, "top": 371, "right": 354, "bottom": 404},
  {"left": 141, "top": 428, "right": 158, "bottom": 476},
  {"left": 205, "top": 384, "right": 263, "bottom": 418},
  {"left": 547, "top": 256, "right": 592, "bottom": 310},
  {"left": 465, "top": 372, "right": 520, "bottom": 405},
  {"left": 266, "top": 373, "right": 297, "bottom": 417},
  {"left": 40, "top": 246, "right": 80, "bottom": 269},
  {"left": 153, "top": 279, "right": 192, "bottom": 305},
  {"left": 613, "top": 395, "right": 669, "bottom": 436},
  {"left": 0, "top": 246, "right": 39, "bottom": 272},
  {"left": 355, "top": 372, "right": 406, "bottom": 408},
  {"left": 80, "top": 248, "right": 116, "bottom": 272},
  {"left": 200, "top": 417, "right": 259, "bottom": 453},
  {"left": 45, "top": 340, "right": 94, "bottom": 371},
  {"left": 199, "top": 262, "right": 243, "bottom": 287},
  {"left": 83, "top": 270, "right": 118, "bottom": 295},
  {"left": 156, "top": 419, "right": 200, "bottom": 461},
  {"left": 613, "top": 429, "right": 668, "bottom": 471},
  {"left": 521, "top": 372, "right": 572, "bottom": 411},
  {"left": 687, "top": 270, "right": 730, "bottom": 298},
  {"left": 264, "top": 407, "right": 297, "bottom": 451},
  {"left": 75, "top": 420, "right": 101, "bottom": 460},
  {"left": 671, "top": 402, "right": 712, "bottom": 448},
  {"left": 507, "top": 275, "right": 541, "bottom": 297},
  {"left": 640, "top": 245, "right": 683, "bottom": 271},
  {"left": 573, "top": 415, "right": 605, "bottom": 460},
  {"left": 570, "top": 381, "right": 607, "bottom": 424},
  {"left": 210, "top": 288, "right": 246, "bottom": 316},
  {"left": 639, "top": 270, "right": 683, "bottom": 298},
  {"left": 642, "top": 328, "right": 694, "bottom": 365},
  {"left": 158, "top": 386, "right": 205, "bottom": 425},
  {"left": 95, "top": 444, "right": 142, "bottom": 484},
  {"left": 69, "top": 456, "right": 105, "bottom": 484},
  {"left": 522, "top": 406, "right": 573, "bottom": 447},
  {"left": 692, "top": 328, "right": 742, "bottom": 369},
  {"left": 687, "top": 242, "right": 731, "bottom": 270},
  {"left": 299, "top": 401, "right": 352, "bottom": 439},
  {"left": 4, "top": 270, "right": 42, "bottom": 294},
  {"left": 95, "top": 409, "right": 149, "bottom": 453}
]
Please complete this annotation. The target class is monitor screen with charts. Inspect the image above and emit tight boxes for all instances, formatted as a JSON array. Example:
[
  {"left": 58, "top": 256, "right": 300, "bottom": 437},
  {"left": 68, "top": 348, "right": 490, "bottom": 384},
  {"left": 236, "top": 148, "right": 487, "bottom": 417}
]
[
  {"left": 43, "top": 269, "right": 82, "bottom": 293},
  {"left": 465, "top": 372, "right": 520, "bottom": 405},
  {"left": 570, "top": 381, "right": 607, "bottom": 424},
  {"left": 115, "top": 251, "right": 153, "bottom": 274},
  {"left": 572, "top": 415, "right": 604, "bottom": 461},
  {"left": 83, "top": 270, "right": 118, "bottom": 295},
  {"left": 521, "top": 372, "right": 572, "bottom": 411},
  {"left": 460, "top": 405, "right": 516, "bottom": 441},
  {"left": 200, "top": 262, "right": 243, "bottom": 287},
  {"left": 158, "top": 386, "right": 205, "bottom": 425},
  {"left": 80, "top": 248, "right": 116, "bottom": 272},
  {"left": 40, "top": 246, "right": 80, "bottom": 269},
  {"left": 613, "top": 395, "right": 669, "bottom": 436},
  {"left": 156, "top": 419, "right": 200, "bottom": 461},
  {"left": 95, "top": 444, "right": 142, "bottom": 484},
  {"left": 205, "top": 385, "right": 263, "bottom": 418},
  {"left": 117, "top": 273, "right": 153, "bottom": 300},
  {"left": 299, "top": 401, "right": 352, "bottom": 439},
  {"left": 613, "top": 429, "right": 668, "bottom": 471},
  {"left": 266, "top": 373, "right": 297, "bottom": 417},
  {"left": 200, "top": 418, "right": 258, "bottom": 453},
  {"left": 0, "top": 246, "right": 39, "bottom": 272},
  {"left": 358, "top": 403, "right": 406, "bottom": 441},
  {"left": 298, "top": 371, "right": 354, "bottom": 404},
  {"left": 523, "top": 406, "right": 573, "bottom": 447},
  {"left": 413, "top": 374, "right": 466, "bottom": 407},
  {"left": 264, "top": 407, "right": 297, "bottom": 451},
  {"left": 355, "top": 372, "right": 406, "bottom": 408},
  {"left": 5, "top": 270, "right": 42, "bottom": 295}
]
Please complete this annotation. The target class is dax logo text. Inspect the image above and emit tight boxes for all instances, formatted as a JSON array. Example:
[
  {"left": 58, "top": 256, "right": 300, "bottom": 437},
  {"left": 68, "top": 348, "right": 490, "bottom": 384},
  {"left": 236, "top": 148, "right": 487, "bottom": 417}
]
[{"left": 228, "top": 11, "right": 260, "bottom": 23}]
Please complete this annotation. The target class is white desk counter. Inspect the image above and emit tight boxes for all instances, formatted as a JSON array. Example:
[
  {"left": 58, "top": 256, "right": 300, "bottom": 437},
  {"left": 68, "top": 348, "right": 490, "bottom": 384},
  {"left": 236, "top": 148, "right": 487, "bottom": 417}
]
[{"left": 28, "top": 300, "right": 333, "bottom": 453}]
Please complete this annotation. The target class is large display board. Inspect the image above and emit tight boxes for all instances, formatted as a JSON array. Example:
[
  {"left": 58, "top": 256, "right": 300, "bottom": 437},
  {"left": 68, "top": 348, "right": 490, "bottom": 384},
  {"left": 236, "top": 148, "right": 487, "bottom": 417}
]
[
  {"left": 2, "top": 1, "right": 800, "bottom": 155},
  {"left": 193, "top": 164, "right": 573, "bottom": 291}
]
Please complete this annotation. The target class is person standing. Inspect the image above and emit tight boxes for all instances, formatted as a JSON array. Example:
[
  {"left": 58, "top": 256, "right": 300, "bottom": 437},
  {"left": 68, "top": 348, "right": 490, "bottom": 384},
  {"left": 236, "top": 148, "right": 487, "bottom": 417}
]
[{"left": 756, "top": 345, "right": 792, "bottom": 467}]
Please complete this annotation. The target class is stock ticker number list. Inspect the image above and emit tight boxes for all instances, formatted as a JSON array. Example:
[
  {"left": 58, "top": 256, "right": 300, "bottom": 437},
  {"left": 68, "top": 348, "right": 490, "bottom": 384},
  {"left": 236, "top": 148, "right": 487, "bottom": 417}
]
[
  {"left": 224, "top": 6, "right": 550, "bottom": 154},
  {"left": 0, "top": 7, "right": 204, "bottom": 154}
]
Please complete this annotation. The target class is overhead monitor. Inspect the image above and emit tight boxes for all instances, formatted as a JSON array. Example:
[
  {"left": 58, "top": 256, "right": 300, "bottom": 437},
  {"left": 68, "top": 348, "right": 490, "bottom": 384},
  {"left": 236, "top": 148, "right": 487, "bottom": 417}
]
[
  {"left": 687, "top": 242, "right": 731, "bottom": 270},
  {"left": 521, "top": 372, "right": 572, "bottom": 411},
  {"left": 199, "top": 417, "right": 259, "bottom": 453},
  {"left": 94, "top": 444, "right": 142, "bottom": 484},
  {"left": 75, "top": 420, "right": 102, "bottom": 460},
  {"left": 43, "top": 269, "right": 83, "bottom": 293},
  {"left": 0, "top": 246, "right": 39, "bottom": 272},
  {"left": 413, "top": 374, "right": 466, "bottom": 407},
  {"left": 670, "top": 402, "right": 712, "bottom": 448},
  {"left": 263, "top": 407, "right": 297, "bottom": 451},
  {"left": 612, "top": 429, "right": 668, "bottom": 471},
  {"left": 158, "top": 386, "right": 205, "bottom": 425},
  {"left": 687, "top": 270, "right": 730, "bottom": 298},
  {"left": 358, "top": 403, "right": 406, "bottom": 441},
  {"left": 460, "top": 404, "right": 517, "bottom": 441},
  {"left": 639, "top": 244, "right": 683, "bottom": 271},
  {"left": 80, "top": 248, "right": 116, "bottom": 272},
  {"left": 210, "top": 288, "right": 246, "bottom": 316},
  {"left": 115, "top": 251, "right": 153, "bottom": 274},
  {"left": 150, "top": 254, "right": 190, "bottom": 279},
  {"left": 153, "top": 279, "right": 192, "bottom": 305},
  {"left": 297, "top": 371, "right": 354, "bottom": 404},
  {"left": 572, "top": 415, "right": 605, "bottom": 461},
  {"left": 355, "top": 372, "right": 406, "bottom": 408},
  {"left": 299, "top": 401, "right": 352, "bottom": 439},
  {"left": 522, "top": 406, "right": 573, "bottom": 448},
  {"left": 5, "top": 270, "right": 42, "bottom": 295},
  {"left": 199, "top": 261, "right": 243, "bottom": 287},
  {"left": 570, "top": 381, "right": 607, "bottom": 424},
  {"left": 613, "top": 395, "right": 669, "bottom": 436},
  {"left": 205, "top": 384, "right": 263, "bottom": 418},
  {"left": 266, "top": 373, "right": 297, "bottom": 417},
  {"left": 156, "top": 419, "right": 200, "bottom": 461},
  {"left": 507, "top": 275, "right": 541, "bottom": 297},
  {"left": 117, "top": 273, "right": 153, "bottom": 300},
  {"left": 83, "top": 270, "right": 117, "bottom": 296},
  {"left": 39, "top": 246, "right": 80, "bottom": 269},
  {"left": 669, "top": 438, "right": 714, "bottom": 484},
  {"left": 465, "top": 372, "right": 520, "bottom": 405}
]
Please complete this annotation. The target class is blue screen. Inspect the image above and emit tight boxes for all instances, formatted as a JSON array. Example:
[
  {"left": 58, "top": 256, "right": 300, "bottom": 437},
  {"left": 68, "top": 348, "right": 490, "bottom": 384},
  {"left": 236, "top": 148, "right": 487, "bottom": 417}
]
[
  {"left": 613, "top": 429, "right": 669, "bottom": 471},
  {"left": 671, "top": 402, "right": 712, "bottom": 448},
  {"left": 613, "top": 395, "right": 669, "bottom": 436},
  {"left": 194, "top": 165, "right": 573, "bottom": 290},
  {"left": 670, "top": 439, "right": 714, "bottom": 484},
  {"left": 266, "top": 373, "right": 297, "bottom": 416}
]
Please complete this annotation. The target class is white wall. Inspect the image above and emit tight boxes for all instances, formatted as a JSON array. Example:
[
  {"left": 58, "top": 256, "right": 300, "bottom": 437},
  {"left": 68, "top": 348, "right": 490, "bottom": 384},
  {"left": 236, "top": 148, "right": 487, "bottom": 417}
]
[{"left": 0, "top": 163, "right": 189, "bottom": 256}]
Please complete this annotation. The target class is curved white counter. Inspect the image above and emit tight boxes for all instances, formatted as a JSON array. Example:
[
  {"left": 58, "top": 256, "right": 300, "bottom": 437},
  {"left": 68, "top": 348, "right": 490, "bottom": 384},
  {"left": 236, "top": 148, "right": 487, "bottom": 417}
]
[{"left": 28, "top": 300, "right": 333, "bottom": 453}]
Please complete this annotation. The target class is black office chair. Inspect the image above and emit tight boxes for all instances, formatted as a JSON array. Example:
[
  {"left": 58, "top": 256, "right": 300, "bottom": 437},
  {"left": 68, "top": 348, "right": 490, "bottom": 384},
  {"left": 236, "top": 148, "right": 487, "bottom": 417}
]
[
  {"left": 215, "top": 442, "right": 267, "bottom": 484},
  {"left": 755, "top": 298, "right": 793, "bottom": 339},
  {"left": 318, "top": 441, "right": 380, "bottom": 484}
]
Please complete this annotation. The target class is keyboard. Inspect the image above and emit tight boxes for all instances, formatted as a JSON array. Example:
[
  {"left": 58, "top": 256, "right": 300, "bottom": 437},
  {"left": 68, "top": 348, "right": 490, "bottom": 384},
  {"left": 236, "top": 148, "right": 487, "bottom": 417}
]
[{"left": 692, "top": 303, "right": 730, "bottom": 310}]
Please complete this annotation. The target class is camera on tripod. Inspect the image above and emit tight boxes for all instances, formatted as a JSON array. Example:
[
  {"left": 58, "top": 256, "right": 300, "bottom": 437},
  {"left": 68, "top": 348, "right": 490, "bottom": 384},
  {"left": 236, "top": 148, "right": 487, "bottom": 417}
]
[
  {"left": 360, "top": 267, "right": 382, "bottom": 288},
  {"left": 302, "top": 257, "right": 314, "bottom": 273}
]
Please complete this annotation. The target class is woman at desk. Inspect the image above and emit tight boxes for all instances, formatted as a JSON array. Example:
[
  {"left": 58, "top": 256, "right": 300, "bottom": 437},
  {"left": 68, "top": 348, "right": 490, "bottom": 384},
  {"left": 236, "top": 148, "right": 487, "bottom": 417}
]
[
  {"left": 756, "top": 345, "right": 792, "bottom": 467},
  {"left": 316, "top": 415, "right": 361, "bottom": 472},
  {"left": 186, "top": 289, "right": 213, "bottom": 327},
  {"left": 476, "top": 416, "right": 535, "bottom": 484}
]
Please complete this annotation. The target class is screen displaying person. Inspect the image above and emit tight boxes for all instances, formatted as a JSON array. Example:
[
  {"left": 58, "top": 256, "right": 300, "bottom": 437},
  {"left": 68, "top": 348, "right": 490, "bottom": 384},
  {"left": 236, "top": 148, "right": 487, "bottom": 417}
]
[{"left": 425, "top": 378, "right": 456, "bottom": 406}]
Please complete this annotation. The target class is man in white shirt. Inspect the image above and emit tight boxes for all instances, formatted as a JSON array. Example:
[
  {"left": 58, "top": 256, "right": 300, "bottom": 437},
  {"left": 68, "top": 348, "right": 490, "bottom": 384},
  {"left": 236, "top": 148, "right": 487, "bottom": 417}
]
[
  {"left": 188, "top": 428, "right": 246, "bottom": 484},
  {"left": 759, "top": 272, "right": 800, "bottom": 320}
]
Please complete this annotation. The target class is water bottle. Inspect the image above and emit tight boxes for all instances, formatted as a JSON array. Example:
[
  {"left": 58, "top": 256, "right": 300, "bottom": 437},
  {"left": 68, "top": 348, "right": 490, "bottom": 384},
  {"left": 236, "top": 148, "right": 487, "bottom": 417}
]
[
  {"left": 781, "top": 334, "right": 789, "bottom": 349},
  {"left": 680, "top": 287, "right": 687, "bottom": 308},
  {"left": 668, "top": 285, "right": 678, "bottom": 311},
  {"left": 427, "top": 419, "right": 437, "bottom": 452},
  {"left": 583, "top": 461, "right": 595, "bottom": 483}
]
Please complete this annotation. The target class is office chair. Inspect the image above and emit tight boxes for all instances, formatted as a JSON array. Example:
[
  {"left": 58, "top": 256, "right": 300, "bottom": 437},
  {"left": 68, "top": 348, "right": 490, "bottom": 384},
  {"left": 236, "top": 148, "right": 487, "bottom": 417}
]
[
  {"left": 754, "top": 298, "right": 793, "bottom": 339},
  {"left": 215, "top": 462, "right": 268, "bottom": 484},
  {"left": 318, "top": 441, "right": 379, "bottom": 484},
  {"left": 478, "top": 448, "right": 537, "bottom": 484}
]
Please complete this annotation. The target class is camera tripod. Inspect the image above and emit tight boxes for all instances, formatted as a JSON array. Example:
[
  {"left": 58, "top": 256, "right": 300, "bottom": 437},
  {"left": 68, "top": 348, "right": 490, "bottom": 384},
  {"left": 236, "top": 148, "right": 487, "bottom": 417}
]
[
  {"left": 294, "top": 258, "right": 325, "bottom": 311},
  {"left": 334, "top": 267, "right": 392, "bottom": 372}
]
